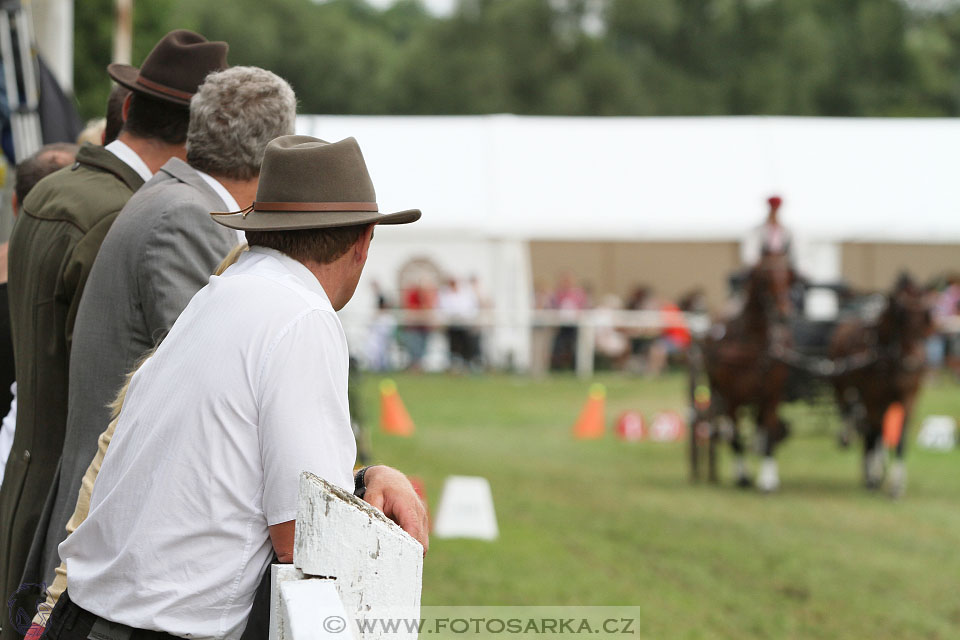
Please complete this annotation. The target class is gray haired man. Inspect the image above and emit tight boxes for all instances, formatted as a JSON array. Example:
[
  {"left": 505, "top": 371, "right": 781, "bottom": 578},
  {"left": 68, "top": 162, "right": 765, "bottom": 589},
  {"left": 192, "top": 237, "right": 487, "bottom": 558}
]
[{"left": 21, "top": 66, "right": 297, "bottom": 598}]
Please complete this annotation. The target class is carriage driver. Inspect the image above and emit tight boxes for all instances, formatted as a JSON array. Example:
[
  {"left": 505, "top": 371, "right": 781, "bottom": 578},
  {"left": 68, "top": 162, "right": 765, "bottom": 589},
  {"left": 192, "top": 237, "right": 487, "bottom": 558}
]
[{"left": 741, "top": 195, "right": 794, "bottom": 266}]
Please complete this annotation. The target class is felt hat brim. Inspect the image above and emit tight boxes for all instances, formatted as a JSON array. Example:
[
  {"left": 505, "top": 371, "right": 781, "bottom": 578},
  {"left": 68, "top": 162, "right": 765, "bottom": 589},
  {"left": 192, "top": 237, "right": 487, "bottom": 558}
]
[
  {"left": 108, "top": 63, "right": 193, "bottom": 106},
  {"left": 211, "top": 207, "right": 421, "bottom": 231}
]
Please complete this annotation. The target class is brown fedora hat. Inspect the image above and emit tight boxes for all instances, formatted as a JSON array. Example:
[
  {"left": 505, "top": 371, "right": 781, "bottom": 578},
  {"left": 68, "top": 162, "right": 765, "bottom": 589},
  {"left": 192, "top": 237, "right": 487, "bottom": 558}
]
[
  {"left": 107, "top": 29, "right": 228, "bottom": 106},
  {"left": 212, "top": 135, "right": 421, "bottom": 231}
]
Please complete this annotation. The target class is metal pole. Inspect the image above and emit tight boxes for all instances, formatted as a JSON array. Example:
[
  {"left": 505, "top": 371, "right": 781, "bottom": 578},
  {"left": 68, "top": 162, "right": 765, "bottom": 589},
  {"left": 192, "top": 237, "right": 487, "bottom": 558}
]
[
  {"left": 113, "top": 0, "right": 132, "bottom": 65},
  {"left": 16, "top": 7, "right": 41, "bottom": 157},
  {"left": 575, "top": 312, "right": 595, "bottom": 379}
]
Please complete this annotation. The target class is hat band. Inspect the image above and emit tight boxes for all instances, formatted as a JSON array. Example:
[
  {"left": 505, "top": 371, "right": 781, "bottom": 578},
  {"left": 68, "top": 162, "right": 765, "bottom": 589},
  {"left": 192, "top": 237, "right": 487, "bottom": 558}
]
[
  {"left": 135, "top": 75, "right": 194, "bottom": 101},
  {"left": 253, "top": 201, "right": 379, "bottom": 212}
]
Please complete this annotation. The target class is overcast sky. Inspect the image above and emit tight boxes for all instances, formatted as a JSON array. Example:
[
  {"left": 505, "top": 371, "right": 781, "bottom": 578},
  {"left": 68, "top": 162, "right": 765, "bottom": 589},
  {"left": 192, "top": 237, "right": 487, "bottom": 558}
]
[{"left": 364, "top": 0, "right": 457, "bottom": 15}]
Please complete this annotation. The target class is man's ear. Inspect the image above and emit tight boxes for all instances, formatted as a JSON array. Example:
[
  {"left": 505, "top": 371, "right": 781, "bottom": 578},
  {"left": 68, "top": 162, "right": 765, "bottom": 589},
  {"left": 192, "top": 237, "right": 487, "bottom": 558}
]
[
  {"left": 355, "top": 224, "right": 375, "bottom": 263},
  {"left": 121, "top": 93, "right": 132, "bottom": 122},
  {"left": 11, "top": 192, "right": 18, "bottom": 217}
]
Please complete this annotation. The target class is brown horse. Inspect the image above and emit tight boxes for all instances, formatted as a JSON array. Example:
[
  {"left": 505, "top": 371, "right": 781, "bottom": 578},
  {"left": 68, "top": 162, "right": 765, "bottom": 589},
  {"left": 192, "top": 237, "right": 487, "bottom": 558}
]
[
  {"left": 829, "top": 275, "right": 932, "bottom": 497},
  {"left": 691, "top": 253, "right": 796, "bottom": 491}
]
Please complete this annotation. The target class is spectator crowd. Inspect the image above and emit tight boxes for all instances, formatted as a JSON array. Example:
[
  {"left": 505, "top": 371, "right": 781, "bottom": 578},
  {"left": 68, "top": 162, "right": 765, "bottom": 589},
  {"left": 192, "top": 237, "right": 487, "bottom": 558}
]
[{"left": 0, "top": 30, "right": 427, "bottom": 640}]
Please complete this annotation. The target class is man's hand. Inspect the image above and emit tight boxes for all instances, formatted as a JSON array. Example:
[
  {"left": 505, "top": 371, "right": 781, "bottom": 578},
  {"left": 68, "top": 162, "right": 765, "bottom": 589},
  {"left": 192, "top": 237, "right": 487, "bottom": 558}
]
[{"left": 362, "top": 466, "right": 429, "bottom": 555}]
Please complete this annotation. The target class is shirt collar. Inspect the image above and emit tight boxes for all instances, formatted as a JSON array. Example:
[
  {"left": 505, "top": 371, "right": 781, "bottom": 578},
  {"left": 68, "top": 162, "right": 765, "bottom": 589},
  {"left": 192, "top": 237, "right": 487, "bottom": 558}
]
[
  {"left": 194, "top": 169, "right": 240, "bottom": 212},
  {"left": 194, "top": 169, "right": 245, "bottom": 243},
  {"left": 245, "top": 246, "right": 332, "bottom": 305},
  {"left": 104, "top": 140, "right": 153, "bottom": 183}
]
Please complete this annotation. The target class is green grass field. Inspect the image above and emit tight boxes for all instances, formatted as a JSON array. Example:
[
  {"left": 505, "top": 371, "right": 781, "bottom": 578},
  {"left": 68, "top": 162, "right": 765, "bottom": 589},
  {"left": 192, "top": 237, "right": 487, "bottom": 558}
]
[{"left": 357, "top": 372, "right": 960, "bottom": 640}]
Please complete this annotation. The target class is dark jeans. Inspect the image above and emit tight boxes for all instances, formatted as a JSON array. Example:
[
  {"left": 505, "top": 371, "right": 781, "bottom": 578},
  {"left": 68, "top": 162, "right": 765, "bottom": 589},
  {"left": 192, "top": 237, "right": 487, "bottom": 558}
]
[{"left": 40, "top": 590, "right": 177, "bottom": 640}]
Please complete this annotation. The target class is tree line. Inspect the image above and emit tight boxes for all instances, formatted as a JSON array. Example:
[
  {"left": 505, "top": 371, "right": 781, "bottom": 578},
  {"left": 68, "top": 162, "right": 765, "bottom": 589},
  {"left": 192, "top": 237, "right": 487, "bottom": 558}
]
[{"left": 73, "top": 0, "right": 960, "bottom": 122}]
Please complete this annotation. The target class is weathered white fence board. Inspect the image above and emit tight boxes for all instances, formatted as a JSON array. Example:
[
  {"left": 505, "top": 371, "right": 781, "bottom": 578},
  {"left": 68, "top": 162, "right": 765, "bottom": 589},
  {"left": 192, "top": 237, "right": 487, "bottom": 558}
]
[{"left": 272, "top": 472, "right": 423, "bottom": 640}]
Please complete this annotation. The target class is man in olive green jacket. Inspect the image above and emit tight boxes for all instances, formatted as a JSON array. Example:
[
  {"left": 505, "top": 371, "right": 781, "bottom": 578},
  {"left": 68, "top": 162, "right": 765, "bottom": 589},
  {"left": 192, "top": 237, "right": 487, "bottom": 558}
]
[{"left": 0, "top": 30, "right": 228, "bottom": 639}]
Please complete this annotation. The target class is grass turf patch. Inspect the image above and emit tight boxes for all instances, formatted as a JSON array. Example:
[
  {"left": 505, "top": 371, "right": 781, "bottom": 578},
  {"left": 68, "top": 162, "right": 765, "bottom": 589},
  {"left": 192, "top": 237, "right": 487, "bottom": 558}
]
[{"left": 357, "top": 371, "right": 960, "bottom": 640}]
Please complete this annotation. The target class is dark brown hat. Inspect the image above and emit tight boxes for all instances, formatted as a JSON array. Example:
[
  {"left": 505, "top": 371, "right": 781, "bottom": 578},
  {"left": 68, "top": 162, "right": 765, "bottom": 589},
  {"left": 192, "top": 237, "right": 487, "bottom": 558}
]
[
  {"left": 107, "top": 30, "right": 228, "bottom": 106},
  {"left": 212, "top": 135, "right": 421, "bottom": 231}
]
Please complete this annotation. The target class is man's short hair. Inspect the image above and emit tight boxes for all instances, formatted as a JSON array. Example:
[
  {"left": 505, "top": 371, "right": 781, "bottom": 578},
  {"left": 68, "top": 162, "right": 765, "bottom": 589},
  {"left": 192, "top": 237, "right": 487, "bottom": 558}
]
[
  {"left": 122, "top": 92, "right": 190, "bottom": 145},
  {"left": 187, "top": 66, "right": 296, "bottom": 181},
  {"left": 15, "top": 142, "right": 80, "bottom": 205},
  {"left": 104, "top": 84, "right": 131, "bottom": 145},
  {"left": 245, "top": 225, "right": 370, "bottom": 265}
]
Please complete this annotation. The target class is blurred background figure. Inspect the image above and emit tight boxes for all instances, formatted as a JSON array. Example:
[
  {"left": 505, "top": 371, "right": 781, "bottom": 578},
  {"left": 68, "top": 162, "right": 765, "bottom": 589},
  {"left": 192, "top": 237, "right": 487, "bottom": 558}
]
[
  {"left": 742, "top": 195, "right": 793, "bottom": 265},
  {"left": 365, "top": 281, "right": 397, "bottom": 371},
  {"left": 927, "top": 273, "right": 960, "bottom": 372},
  {"left": 530, "top": 279, "right": 553, "bottom": 377},
  {"left": 736, "top": 195, "right": 807, "bottom": 314},
  {"left": 438, "top": 276, "right": 481, "bottom": 371},
  {"left": 593, "top": 294, "right": 629, "bottom": 371},
  {"left": 75, "top": 118, "right": 105, "bottom": 146},
  {"left": 646, "top": 300, "right": 692, "bottom": 376},
  {"left": 74, "top": 85, "right": 129, "bottom": 147},
  {"left": 624, "top": 284, "right": 657, "bottom": 373},
  {"left": 400, "top": 276, "right": 436, "bottom": 370},
  {"left": 549, "top": 271, "right": 589, "bottom": 371}
]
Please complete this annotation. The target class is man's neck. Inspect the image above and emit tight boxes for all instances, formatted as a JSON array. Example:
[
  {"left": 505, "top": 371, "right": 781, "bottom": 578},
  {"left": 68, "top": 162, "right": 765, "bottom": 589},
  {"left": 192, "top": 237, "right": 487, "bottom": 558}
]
[
  {"left": 302, "top": 258, "right": 354, "bottom": 312},
  {"left": 117, "top": 132, "right": 186, "bottom": 175},
  {"left": 212, "top": 175, "right": 259, "bottom": 210}
]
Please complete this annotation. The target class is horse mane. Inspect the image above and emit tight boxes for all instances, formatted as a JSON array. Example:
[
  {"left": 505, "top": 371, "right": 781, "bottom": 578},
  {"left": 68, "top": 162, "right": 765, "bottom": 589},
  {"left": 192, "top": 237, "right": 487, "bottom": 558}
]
[{"left": 875, "top": 278, "right": 929, "bottom": 346}]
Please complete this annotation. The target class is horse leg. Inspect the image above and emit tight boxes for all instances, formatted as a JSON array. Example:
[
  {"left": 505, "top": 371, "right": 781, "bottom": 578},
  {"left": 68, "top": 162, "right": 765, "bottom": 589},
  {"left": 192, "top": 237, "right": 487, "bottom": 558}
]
[
  {"left": 728, "top": 409, "right": 751, "bottom": 488},
  {"left": 709, "top": 422, "right": 720, "bottom": 484},
  {"left": 689, "top": 420, "right": 699, "bottom": 482},
  {"left": 836, "top": 386, "right": 862, "bottom": 448},
  {"left": 863, "top": 422, "right": 885, "bottom": 490},
  {"left": 704, "top": 391, "right": 726, "bottom": 485},
  {"left": 887, "top": 396, "right": 913, "bottom": 499},
  {"left": 755, "top": 401, "right": 780, "bottom": 493},
  {"left": 688, "top": 383, "right": 700, "bottom": 484},
  {"left": 689, "top": 364, "right": 711, "bottom": 483}
]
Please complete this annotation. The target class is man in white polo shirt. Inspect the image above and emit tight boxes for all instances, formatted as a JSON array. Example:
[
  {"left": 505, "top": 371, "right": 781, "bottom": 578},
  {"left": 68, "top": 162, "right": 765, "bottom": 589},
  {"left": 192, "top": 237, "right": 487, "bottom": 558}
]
[{"left": 48, "top": 136, "right": 426, "bottom": 640}]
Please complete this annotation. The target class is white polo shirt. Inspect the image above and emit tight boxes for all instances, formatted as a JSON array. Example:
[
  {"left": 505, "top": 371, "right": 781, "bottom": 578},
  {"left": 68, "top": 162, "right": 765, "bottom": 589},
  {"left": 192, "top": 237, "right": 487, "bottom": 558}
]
[{"left": 60, "top": 246, "right": 357, "bottom": 640}]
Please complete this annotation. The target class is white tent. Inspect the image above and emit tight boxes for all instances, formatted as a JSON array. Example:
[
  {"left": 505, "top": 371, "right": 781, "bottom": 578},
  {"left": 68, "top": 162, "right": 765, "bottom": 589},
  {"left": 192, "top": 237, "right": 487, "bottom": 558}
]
[
  {"left": 297, "top": 114, "right": 960, "bottom": 242},
  {"left": 295, "top": 115, "right": 960, "bottom": 367}
]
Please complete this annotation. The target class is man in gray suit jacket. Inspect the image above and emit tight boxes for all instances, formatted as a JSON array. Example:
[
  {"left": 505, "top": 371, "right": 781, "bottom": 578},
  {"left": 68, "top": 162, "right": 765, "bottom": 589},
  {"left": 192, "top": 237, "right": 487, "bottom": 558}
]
[{"left": 22, "top": 66, "right": 297, "bottom": 599}]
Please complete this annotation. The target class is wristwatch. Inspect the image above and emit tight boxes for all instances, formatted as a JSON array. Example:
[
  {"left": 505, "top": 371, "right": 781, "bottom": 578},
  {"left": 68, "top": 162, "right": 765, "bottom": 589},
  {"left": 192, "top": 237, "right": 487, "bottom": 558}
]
[{"left": 354, "top": 466, "right": 371, "bottom": 499}]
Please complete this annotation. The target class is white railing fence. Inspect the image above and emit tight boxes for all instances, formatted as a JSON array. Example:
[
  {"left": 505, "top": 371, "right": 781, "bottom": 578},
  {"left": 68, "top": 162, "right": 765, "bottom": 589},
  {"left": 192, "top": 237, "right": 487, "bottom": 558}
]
[
  {"left": 348, "top": 308, "right": 711, "bottom": 378},
  {"left": 271, "top": 473, "right": 423, "bottom": 640}
]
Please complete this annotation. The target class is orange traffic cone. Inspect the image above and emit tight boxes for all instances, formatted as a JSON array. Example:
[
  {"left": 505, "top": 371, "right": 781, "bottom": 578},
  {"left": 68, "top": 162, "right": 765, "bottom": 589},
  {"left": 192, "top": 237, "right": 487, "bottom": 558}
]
[
  {"left": 883, "top": 402, "right": 905, "bottom": 449},
  {"left": 573, "top": 383, "right": 606, "bottom": 439},
  {"left": 380, "top": 379, "right": 415, "bottom": 436}
]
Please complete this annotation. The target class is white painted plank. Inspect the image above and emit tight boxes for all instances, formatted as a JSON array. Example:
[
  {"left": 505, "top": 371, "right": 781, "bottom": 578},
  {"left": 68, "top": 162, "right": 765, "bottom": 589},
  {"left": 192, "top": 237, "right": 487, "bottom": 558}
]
[
  {"left": 293, "top": 472, "right": 423, "bottom": 629},
  {"left": 280, "top": 579, "right": 350, "bottom": 640}
]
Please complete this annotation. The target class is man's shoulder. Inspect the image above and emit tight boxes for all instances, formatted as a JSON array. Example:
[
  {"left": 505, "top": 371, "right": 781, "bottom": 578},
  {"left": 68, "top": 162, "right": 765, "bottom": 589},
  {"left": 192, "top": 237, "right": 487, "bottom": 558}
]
[
  {"left": 117, "top": 170, "right": 230, "bottom": 241},
  {"left": 222, "top": 255, "right": 334, "bottom": 314},
  {"left": 21, "top": 149, "right": 140, "bottom": 232}
]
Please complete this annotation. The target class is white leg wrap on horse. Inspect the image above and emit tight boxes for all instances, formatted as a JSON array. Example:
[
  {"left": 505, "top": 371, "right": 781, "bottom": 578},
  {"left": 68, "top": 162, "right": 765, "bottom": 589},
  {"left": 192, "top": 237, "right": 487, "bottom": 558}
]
[
  {"left": 754, "top": 431, "right": 767, "bottom": 455},
  {"left": 865, "top": 447, "right": 886, "bottom": 486},
  {"left": 734, "top": 456, "right": 748, "bottom": 480},
  {"left": 757, "top": 457, "right": 779, "bottom": 492},
  {"left": 888, "top": 460, "right": 907, "bottom": 498}
]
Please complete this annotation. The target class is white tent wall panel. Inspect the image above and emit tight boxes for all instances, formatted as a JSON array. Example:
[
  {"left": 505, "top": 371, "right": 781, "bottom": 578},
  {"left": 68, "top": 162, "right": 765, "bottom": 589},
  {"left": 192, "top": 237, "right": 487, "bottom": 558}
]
[{"left": 297, "top": 114, "right": 960, "bottom": 243}]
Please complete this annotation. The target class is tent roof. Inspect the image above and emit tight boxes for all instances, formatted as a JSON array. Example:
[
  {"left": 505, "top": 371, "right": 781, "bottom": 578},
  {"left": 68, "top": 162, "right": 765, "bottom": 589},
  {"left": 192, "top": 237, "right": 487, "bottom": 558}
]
[{"left": 296, "top": 114, "right": 960, "bottom": 243}]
